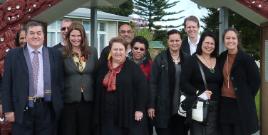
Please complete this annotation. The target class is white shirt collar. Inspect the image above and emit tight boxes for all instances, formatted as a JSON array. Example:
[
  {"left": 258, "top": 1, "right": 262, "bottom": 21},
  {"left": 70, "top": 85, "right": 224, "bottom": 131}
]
[{"left": 188, "top": 36, "right": 200, "bottom": 55}]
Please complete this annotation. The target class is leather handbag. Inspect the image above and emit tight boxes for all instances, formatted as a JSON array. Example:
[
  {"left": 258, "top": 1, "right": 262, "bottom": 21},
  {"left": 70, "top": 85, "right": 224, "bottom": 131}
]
[{"left": 191, "top": 58, "right": 210, "bottom": 123}]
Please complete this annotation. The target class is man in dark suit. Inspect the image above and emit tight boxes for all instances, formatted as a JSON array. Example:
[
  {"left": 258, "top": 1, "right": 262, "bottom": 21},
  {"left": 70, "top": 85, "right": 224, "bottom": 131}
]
[
  {"left": 2, "top": 21, "right": 64, "bottom": 135},
  {"left": 53, "top": 18, "right": 72, "bottom": 50},
  {"left": 181, "top": 15, "right": 200, "bottom": 55}
]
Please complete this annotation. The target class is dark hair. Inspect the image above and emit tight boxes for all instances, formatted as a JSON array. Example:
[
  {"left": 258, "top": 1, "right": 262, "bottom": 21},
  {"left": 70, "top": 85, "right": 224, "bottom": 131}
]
[
  {"left": 222, "top": 28, "right": 241, "bottom": 48},
  {"left": 25, "top": 21, "right": 44, "bottom": 34},
  {"left": 130, "top": 36, "right": 149, "bottom": 49},
  {"left": 15, "top": 28, "right": 26, "bottom": 47},
  {"left": 196, "top": 31, "right": 218, "bottom": 57},
  {"left": 183, "top": 15, "right": 200, "bottom": 27},
  {"left": 64, "top": 21, "right": 90, "bottom": 59},
  {"left": 167, "top": 29, "right": 181, "bottom": 39},
  {"left": 109, "top": 37, "right": 128, "bottom": 50}
]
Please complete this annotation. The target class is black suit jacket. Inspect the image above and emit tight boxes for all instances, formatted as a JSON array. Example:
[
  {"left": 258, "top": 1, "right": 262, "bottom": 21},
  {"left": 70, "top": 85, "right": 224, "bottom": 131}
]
[
  {"left": 181, "top": 39, "right": 191, "bottom": 55},
  {"left": 53, "top": 42, "right": 64, "bottom": 50},
  {"left": 1, "top": 46, "right": 64, "bottom": 124}
]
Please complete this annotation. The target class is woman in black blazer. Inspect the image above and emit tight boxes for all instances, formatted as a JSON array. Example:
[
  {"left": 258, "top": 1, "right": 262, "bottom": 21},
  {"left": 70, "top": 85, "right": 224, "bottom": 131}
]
[
  {"left": 94, "top": 37, "right": 148, "bottom": 135},
  {"left": 181, "top": 32, "right": 221, "bottom": 135},
  {"left": 60, "top": 22, "right": 98, "bottom": 135},
  {"left": 218, "top": 28, "right": 260, "bottom": 135}
]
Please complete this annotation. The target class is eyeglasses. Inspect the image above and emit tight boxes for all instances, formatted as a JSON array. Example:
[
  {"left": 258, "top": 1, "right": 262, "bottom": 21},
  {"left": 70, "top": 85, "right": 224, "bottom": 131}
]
[
  {"left": 133, "top": 47, "right": 145, "bottom": 51},
  {"left": 61, "top": 27, "right": 69, "bottom": 31}
]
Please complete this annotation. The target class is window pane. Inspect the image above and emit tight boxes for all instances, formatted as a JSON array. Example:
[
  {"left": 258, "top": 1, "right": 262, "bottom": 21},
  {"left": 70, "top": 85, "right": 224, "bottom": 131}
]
[
  {"left": 83, "top": 21, "right": 91, "bottom": 31},
  {"left": 57, "top": 32, "right": 61, "bottom": 44},
  {"left": 47, "top": 32, "right": 56, "bottom": 47},
  {"left": 99, "top": 34, "right": 105, "bottom": 50},
  {"left": 99, "top": 22, "right": 105, "bottom": 31}
]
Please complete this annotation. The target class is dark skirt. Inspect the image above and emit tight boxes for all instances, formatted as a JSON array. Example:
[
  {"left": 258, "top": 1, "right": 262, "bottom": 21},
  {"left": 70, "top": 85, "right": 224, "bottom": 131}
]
[{"left": 100, "top": 111, "right": 149, "bottom": 135}]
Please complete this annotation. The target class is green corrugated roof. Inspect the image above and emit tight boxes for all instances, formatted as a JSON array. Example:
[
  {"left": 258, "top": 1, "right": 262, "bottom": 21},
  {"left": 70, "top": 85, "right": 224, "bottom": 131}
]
[{"left": 149, "top": 41, "right": 165, "bottom": 49}]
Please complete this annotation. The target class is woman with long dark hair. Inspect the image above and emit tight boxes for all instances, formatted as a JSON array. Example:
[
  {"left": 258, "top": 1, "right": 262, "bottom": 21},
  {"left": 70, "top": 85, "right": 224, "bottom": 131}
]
[
  {"left": 60, "top": 22, "right": 98, "bottom": 135},
  {"left": 181, "top": 31, "right": 221, "bottom": 135}
]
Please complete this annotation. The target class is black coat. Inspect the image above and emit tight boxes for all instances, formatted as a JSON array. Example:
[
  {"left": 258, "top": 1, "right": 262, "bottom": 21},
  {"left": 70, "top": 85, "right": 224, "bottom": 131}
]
[
  {"left": 1, "top": 47, "right": 64, "bottom": 124},
  {"left": 149, "top": 50, "right": 188, "bottom": 128},
  {"left": 94, "top": 59, "right": 148, "bottom": 128},
  {"left": 218, "top": 50, "right": 260, "bottom": 134}
]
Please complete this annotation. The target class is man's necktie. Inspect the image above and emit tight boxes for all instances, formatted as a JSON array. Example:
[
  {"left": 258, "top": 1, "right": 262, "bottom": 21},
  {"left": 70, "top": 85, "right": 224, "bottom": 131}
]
[{"left": 32, "top": 50, "right": 39, "bottom": 96}]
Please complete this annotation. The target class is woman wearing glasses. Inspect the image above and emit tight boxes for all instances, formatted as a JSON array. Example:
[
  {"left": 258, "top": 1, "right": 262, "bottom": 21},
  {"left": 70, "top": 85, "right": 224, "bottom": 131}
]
[{"left": 128, "top": 36, "right": 152, "bottom": 135}]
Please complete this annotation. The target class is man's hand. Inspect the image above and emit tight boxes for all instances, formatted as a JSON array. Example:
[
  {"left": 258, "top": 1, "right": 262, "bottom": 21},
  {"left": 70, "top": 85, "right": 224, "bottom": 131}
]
[{"left": 5, "top": 112, "right": 15, "bottom": 122}]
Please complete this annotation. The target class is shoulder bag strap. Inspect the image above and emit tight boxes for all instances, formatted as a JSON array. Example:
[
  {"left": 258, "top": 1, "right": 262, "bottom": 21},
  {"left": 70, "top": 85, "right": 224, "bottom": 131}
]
[{"left": 196, "top": 56, "right": 208, "bottom": 90}]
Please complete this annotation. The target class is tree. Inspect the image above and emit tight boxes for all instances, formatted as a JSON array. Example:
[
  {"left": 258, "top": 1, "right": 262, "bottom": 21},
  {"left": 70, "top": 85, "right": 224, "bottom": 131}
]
[
  {"left": 202, "top": 8, "right": 260, "bottom": 60},
  {"left": 133, "top": 0, "right": 183, "bottom": 30},
  {"left": 98, "top": 0, "right": 133, "bottom": 16}
]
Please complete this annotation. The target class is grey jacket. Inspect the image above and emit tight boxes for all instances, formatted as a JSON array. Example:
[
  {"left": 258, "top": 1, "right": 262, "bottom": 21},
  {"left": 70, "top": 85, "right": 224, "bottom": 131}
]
[{"left": 63, "top": 46, "right": 98, "bottom": 103}]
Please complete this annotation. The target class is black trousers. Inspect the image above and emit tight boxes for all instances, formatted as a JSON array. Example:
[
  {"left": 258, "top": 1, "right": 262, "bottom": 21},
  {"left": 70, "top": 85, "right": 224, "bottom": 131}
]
[
  {"left": 12, "top": 102, "right": 56, "bottom": 135},
  {"left": 155, "top": 114, "right": 189, "bottom": 135},
  {"left": 60, "top": 101, "right": 93, "bottom": 135}
]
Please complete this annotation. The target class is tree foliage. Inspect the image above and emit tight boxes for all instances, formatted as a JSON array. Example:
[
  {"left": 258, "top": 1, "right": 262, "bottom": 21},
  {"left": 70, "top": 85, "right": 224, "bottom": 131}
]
[
  {"left": 98, "top": 0, "right": 133, "bottom": 16},
  {"left": 202, "top": 8, "right": 261, "bottom": 60},
  {"left": 133, "top": 0, "right": 183, "bottom": 30}
]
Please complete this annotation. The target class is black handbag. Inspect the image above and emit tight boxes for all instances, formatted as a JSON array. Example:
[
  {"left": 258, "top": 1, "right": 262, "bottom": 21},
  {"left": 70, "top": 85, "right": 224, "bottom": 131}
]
[{"left": 191, "top": 58, "right": 210, "bottom": 124}]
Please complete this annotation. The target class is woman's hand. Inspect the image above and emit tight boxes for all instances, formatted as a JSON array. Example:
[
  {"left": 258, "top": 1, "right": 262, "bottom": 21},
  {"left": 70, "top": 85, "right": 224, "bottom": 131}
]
[
  {"left": 134, "top": 111, "right": 143, "bottom": 122},
  {"left": 147, "top": 108, "right": 155, "bottom": 119},
  {"left": 198, "top": 90, "right": 213, "bottom": 100}
]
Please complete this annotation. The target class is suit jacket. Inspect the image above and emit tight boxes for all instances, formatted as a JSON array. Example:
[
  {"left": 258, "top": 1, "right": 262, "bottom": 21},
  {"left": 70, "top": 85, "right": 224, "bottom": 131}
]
[
  {"left": 181, "top": 39, "right": 191, "bottom": 55},
  {"left": 1, "top": 46, "right": 64, "bottom": 124},
  {"left": 63, "top": 46, "right": 98, "bottom": 103},
  {"left": 218, "top": 50, "right": 260, "bottom": 134}
]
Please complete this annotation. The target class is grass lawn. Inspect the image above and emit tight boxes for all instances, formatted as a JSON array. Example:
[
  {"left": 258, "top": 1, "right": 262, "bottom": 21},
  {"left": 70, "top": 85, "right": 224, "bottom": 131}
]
[{"left": 255, "top": 91, "right": 260, "bottom": 118}]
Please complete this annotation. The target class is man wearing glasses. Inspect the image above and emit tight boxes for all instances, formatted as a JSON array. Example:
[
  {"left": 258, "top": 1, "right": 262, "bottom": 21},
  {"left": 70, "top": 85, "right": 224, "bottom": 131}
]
[
  {"left": 53, "top": 18, "right": 72, "bottom": 50},
  {"left": 98, "top": 23, "right": 134, "bottom": 64}
]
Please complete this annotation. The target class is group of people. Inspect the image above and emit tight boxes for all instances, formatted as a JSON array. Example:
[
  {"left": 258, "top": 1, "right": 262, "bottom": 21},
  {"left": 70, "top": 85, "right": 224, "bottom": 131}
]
[{"left": 0, "top": 15, "right": 260, "bottom": 135}]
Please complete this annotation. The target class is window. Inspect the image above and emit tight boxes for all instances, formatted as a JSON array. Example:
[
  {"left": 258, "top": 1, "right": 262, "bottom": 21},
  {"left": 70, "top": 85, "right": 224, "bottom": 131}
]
[
  {"left": 99, "top": 22, "right": 105, "bottom": 31},
  {"left": 47, "top": 21, "right": 61, "bottom": 47},
  {"left": 83, "top": 20, "right": 90, "bottom": 31}
]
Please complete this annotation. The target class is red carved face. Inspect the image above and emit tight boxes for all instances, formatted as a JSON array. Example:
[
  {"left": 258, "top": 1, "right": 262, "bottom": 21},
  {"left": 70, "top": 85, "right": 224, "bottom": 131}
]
[{"left": 3, "top": 0, "right": 25, "bottom": 24}]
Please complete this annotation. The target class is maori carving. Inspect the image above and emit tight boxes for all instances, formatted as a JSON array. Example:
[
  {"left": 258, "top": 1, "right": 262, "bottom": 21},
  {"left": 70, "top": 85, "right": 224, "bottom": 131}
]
[{"left": 3, "top": 0, "right": 25, "bottom": 24}]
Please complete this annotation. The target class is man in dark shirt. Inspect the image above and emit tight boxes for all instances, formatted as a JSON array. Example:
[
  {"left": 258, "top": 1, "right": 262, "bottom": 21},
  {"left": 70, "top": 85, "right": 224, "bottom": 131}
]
[{"left": 53, "top": 18, "right": 72, "bottom": 50}]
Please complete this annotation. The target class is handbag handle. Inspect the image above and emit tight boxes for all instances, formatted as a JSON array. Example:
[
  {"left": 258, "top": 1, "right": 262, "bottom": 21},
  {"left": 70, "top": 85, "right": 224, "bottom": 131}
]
[{"left": 196, "top": 55, "right": 208, "bottom": 90}]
